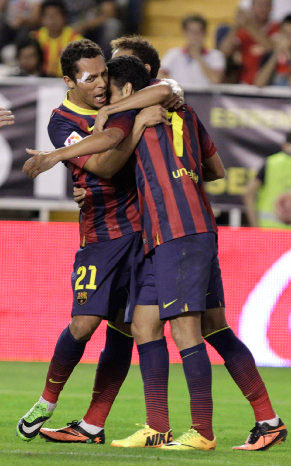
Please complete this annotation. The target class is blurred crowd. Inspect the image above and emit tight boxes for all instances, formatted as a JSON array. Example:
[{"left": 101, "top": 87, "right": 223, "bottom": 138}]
[
  {"left": 0, "top": 0, "right": 143, "bottom": 77},
  {"left": 0, "top": 0, "right": 290, "bottom": 84},
  {"left": 160, "top": 0, "right": 291, "bottom": 87}
]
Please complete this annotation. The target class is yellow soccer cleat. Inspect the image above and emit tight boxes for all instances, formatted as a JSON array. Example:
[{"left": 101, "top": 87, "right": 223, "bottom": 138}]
[
  {"left": 160, "top": 428, "right": 216, "bottom": 451},
  {"left": 111, "top": 424, "right": 173, "bottom": 448}
]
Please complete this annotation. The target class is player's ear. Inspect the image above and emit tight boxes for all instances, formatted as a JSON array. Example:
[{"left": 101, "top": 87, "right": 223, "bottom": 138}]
[
  {"left": 145, "top": 64, "right": 151, "bottom": 75},
  {"left": 64, "top": 75, "right": 76, "bottom": 90},
  {"left": 123, "top": 82, "right": 133, "bottom": 96}
]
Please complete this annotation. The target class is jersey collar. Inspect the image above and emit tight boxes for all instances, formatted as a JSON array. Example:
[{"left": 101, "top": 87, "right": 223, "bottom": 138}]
[{"left": 63, "top": 91, "right": 99, "bottom": 116}]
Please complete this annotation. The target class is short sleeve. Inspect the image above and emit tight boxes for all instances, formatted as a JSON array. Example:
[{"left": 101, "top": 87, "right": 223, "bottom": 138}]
[
  {"left": 196, "top": 116, "right": 217, "bottom": 160},
  {"left": 105, "top": 110, "right": 136, "bottom": 140},
  {"left": 48, "top": 114, "right": 91, "bottom": 169}
]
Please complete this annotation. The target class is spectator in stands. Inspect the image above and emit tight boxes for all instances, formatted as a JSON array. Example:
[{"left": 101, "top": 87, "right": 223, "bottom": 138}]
[
  {"left": 219, "top": 0, "right": 279, "bottom": 84},
  {"left": 62, "top": 0, "right": 121, "bottom": 58},
  {"left": 255, "top": 14, "right": 291, "bottom": 86},
  {"left": 14, "top": 37, "right": 45, "bottom": 76},
  {"left": 33, "top": 0, "right": 82, "bottom": 77},
  {"left": 0, "top": 0, "right": 41, "bottom": 50},
  {"left": 125, "top": 0, "right": 144, "bottom": 34},
  {"left": 243, "top": 132, "right": 291, "bottom": 228},
  {"left": 240, "top": 0, "right": 291, "bottom": 22},
  {"left": 159, "top": 14, "right": 225, "bottom": 87}
]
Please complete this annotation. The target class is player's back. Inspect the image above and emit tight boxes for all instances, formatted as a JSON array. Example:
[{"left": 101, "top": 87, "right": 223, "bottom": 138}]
[
  {"left": 48, "top": 96, "right": 140, "bottom": 245},
  {"left": 135, "top": 104, "right": 217, "bottom": 253}
]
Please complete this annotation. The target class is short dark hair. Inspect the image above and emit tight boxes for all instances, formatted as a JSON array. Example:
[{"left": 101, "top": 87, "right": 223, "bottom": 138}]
[
  {"left": 16, "top": 37, "right": 43, "bottom": 66},
  {"left": 282, "top": 14, "right": 291, "bottom": 24},
  {"left": 40, "top": 0, "right": 67, "bottom": 17},
  {"left": 61, "top": 39, "right": 104, "bottom": 81},
  {"left": 107, "top": 56, "right": 150, "bottom": 92},
  {"left": 182, "top": 14, "right": 207, "bottom": 32},
  {"left": 110, "top": 35, "right": 160, "bottom": 79}
]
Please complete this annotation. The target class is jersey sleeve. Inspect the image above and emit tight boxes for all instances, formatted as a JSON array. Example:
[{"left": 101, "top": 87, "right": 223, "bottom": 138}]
[
  {"left": 196, "top": 115, "right": 217, "bottom": 160},
  {"left": 48, "top": 113, "right": 91, "bottom": 169},
  {"left": 105, "top": 110, "right": 136, "bottom": 140}
]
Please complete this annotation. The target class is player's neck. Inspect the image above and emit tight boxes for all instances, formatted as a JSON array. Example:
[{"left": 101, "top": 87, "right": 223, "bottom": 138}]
[{"left": 68, "top": 90, "right": 95, "bottom": 111}]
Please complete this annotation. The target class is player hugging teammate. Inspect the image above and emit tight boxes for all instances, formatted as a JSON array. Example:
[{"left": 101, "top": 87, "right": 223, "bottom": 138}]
[{"left": 19, "top": 37, "right": 287, "bottom": 452}]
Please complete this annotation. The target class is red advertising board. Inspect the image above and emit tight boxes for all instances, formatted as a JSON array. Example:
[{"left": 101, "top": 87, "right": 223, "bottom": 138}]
[{"left": 0, "top": 222, "right": 290, "bottom": 366}]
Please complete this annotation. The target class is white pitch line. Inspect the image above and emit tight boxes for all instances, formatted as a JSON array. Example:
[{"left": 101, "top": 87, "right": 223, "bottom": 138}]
[{"left": 0, "top": 449, "right": 260, "bottom": 466}]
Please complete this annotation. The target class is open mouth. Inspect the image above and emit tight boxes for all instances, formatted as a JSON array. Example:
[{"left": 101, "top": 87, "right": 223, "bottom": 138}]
[{"left": 94, "top": 92, "right": 106, "bottom": 103}]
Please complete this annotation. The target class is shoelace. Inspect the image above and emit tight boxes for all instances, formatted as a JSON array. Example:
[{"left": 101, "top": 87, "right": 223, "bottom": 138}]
[
  {"left": 174, "top": 429, "right": 200, "bottom": 443},
  {"left": 248, "top": 423, "right": 264, "bottom": 444},
  {"left": 67, "top": 420, "right": 80, "bottom": 428},
  {"left": 26, "top": 404, "right": 47, "bottom": 423}
]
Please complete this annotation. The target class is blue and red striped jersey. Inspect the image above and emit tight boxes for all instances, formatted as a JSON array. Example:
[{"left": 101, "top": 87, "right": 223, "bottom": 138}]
[
  {"left": 48, "top": 94, "right": 140, "bottom": 245},
  {"left": 135, "top": 104, "right": 218, "bottom": 253}
]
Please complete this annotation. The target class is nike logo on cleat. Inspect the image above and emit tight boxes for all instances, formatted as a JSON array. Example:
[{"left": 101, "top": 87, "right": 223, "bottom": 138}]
[
  {"left": 163, "top": 299, "right": 178, "bottom": 309},
  {"left": 22, "top": 421, "right": 44, "bottom": 434}
]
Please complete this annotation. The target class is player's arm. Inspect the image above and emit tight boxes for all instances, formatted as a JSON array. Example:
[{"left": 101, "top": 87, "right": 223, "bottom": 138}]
[
  {"left": 83, "top": 106, "right": 169, "bottom": 178},
  {"left": 23, "top": 126, "right": 126, "bottom": 178},
  {"left": 94, "top": 81, "right": 173, "bottom": 131},
  {"left": 195, "top": 111, "right": 226, "bottom": 181},
  {"left": 243, "top": 177, "right": 262, "bottom": 227},
  {"left": 202, "top": 152, "right": 226, "bottom": 181}
]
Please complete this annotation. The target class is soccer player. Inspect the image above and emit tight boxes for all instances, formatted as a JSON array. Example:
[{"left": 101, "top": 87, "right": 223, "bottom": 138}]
[
  {"left": 17, "top": 39, "right": 175, "bottom": 444},
  {"left": 24, "top": 47, "right": 287, "bottom": 452}
]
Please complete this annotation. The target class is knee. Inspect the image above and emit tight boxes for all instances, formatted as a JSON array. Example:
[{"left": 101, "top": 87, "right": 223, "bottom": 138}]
[
  {"left": 131, "top": 320, "right": 164, "bottom": 345},
  {"left": 202, "top": 307, "right": 228, "bottom": 338},
  {"left": 70, "top": 316, "right": 101, "bottom": 341}
]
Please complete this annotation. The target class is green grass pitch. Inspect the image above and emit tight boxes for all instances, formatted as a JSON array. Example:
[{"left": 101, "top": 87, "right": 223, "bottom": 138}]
[{"left": 0, "top": 361, "right": 290, "bottom": 466}]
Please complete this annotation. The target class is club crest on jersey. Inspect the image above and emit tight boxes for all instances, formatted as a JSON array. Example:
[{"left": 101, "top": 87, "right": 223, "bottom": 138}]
[
  {"left": 77, "top": 291, "right": 87, "bottom": 305},
  {"left": 64, "top": 131, "right": 83, "bottom": 147}
]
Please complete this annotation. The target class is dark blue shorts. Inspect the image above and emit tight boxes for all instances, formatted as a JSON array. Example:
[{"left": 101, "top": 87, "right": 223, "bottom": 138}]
[
  {"left": 133, "top": 232, "right": 225, "bottom": 321},
  {"left": 71, "top": 232, "right": 142, "bottom": 319}
]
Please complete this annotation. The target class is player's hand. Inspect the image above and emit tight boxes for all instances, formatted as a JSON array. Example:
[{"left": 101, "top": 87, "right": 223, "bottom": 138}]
[
  {"left": 94, "top": 107, "right": 109, "bottom": 133},
  {"left": 161, "top": 79, "right": 184, "bottom": 111},
  {"left": 73, "top": 186, "right": 86, "bottom": 208},
  {"left": 23, "top": 149, "right": 59, "bottom": 178},
  {"left": 165, "top": 94, "right": 184, "bottom": 111},
  {"left": 136, "top": 105, "right": 171, "bottom": 129},
  {"left": 0, "top": 108, "right": 15, "bottom": 128}
]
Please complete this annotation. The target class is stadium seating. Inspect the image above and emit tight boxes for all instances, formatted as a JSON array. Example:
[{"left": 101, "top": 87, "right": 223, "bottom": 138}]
[{"left": 142, "top": 0, "right": 240, "bottom": 55}]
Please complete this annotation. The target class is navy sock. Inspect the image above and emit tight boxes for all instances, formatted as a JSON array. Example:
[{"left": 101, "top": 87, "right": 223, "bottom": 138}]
[
  {"left": 42, "top": 325, "right": 87, "bottom": 403},
  {"left": 204, "top": 327, "right": 246, "bottom": 361},
  {"left": 84, "top": 324, "right": 133, "bottom": 427},
  {"left": 180, "top": 342, "right": 213, "bottom": 441},
  {"left": 205, "top": 328, "right": 275, "bottom": 421},
  {"left": 138, "top": 337, "right": 170, "bottom": 432}
]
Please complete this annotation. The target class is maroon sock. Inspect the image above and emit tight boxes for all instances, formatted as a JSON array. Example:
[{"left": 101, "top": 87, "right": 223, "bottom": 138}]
[
  {"left": 42, "top": 326, "right": 87, "bottom": 403},
  {"left": 84, "top": 325, "right": 133, "bottom": 427},
  {"left": 137, "top": 338, "right": 170, "bottom": 432},
  {"left": 205, "top": 328, "right": 275, "bottom": 422},
  {"left": 180, "top": 342, "right": 214, "bottom": 441}
]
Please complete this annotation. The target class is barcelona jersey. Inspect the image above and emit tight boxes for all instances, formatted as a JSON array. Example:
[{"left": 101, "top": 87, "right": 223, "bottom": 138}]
[
  {"left": 48, "top": 94, "right": 141, "bottom": 246},
  {"left": 135, "top": 104, "right": 218, "bottom": 254}
]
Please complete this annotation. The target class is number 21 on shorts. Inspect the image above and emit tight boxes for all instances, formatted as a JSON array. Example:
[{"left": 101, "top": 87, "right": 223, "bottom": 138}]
[{"left": 75, "top": 265, "right": 97, "bottom": 290}]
